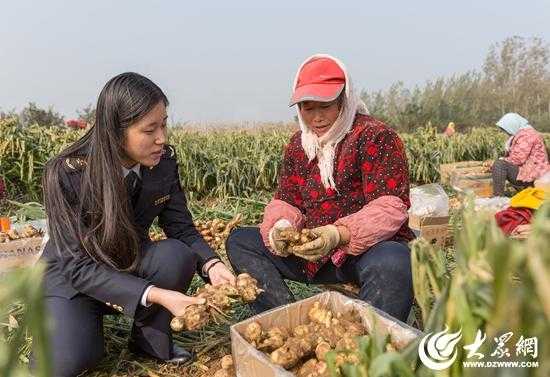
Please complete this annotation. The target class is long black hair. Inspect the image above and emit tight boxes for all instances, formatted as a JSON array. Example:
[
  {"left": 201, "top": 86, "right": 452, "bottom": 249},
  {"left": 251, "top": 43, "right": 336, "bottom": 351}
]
[{"left": 43, "top": 72, "right": 168, "bottom": 271}]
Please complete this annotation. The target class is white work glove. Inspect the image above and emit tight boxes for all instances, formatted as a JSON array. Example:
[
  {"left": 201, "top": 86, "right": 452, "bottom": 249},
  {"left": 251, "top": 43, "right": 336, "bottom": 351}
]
[
  {"left": 292, "top": 224, "right": 341, "bottom": 262},
  {"left": 268, "top": 219, "right": 294, "bottom": 257}
]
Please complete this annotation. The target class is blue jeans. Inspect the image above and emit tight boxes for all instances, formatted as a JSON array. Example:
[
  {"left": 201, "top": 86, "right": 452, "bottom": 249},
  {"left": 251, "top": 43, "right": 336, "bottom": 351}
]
[{"left": 226, "top": 227, "right": 413, "bottom": 322}]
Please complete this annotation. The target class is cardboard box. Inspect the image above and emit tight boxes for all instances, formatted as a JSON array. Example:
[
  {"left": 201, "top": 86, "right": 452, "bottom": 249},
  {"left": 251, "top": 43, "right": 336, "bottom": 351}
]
[
  {"left": 409, "top": 214, "right": 450, "bottom": 248},
  {"left": 450, "top": 172, "right": 493, "bottom": 198},
  {"left": 0, "top": 219, "right": 47, "bottom": 272},
  {"left": 0, "top": 237, "right": 43, "bottom": 272},
  {"left": 440, "top": 161, "right": 491, "bottom": 186},
  {"left": 230, "top": 291, "right": 422, "bottom": 377}
]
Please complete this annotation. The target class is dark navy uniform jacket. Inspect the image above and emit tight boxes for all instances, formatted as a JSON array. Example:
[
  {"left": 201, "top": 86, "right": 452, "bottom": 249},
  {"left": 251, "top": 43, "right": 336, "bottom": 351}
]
[{"left": 40, "top": 145, "right": 217, "bottom": 317}]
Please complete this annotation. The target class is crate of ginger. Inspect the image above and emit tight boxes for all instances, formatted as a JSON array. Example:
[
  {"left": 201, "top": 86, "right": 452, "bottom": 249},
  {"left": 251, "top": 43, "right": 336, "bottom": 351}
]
[
  {"left": 230, "top": 291, "right": 422, "bottom": 377},
  {"left": 0, "top": 221, "right": 45, "bottom": 272}
]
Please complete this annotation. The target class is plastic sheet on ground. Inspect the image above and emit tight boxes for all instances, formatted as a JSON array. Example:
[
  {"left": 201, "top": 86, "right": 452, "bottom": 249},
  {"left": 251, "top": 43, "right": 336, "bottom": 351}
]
[
  {"left": 409, "top": 183, "right": 449, "bottom": 217},
  {"left": 473, "top": 197, "right": 510, "bottom": 213}
]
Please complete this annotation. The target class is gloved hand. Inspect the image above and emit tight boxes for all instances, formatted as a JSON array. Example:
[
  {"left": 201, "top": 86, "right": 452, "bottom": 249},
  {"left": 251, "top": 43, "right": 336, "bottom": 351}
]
[
  {"left": 291, "top": 224, "right": 341, "bottom": 262},
  {"left": 268, "top": 219, "right": 294, "bottom": 257}
]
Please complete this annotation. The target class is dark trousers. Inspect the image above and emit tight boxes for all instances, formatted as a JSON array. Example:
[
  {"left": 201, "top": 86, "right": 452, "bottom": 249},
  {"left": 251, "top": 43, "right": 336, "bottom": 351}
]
[
  {"left": 44, "top": 239, "right": 197, "bottom": 377},
  {"left": 492, "top": 159, "right": 532, "bottom": 196},
  {"left": 226, "top": 227, "right": 413, "bottom": 322}
]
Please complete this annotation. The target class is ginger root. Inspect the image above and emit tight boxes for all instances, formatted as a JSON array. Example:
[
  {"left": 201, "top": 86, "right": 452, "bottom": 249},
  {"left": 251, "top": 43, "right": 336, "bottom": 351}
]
[
  {"left": 149, "top": 229, "right": 165, "bottom": 242},
  {"left": 235, "top": 273, "right": 263, "bottom": 302},
  {"left": 297, "top": 358, "right": 329, "bottom": 377},
  {"left": 276, "top": 228, "right": 320, "bottom": 254},
  {"left": 308, "top": 301, "right": 333, "bottom": 328},
  {"left": 149, "top": 214, "right": 243, "bottom": 250},
  {"left": 293, "top": 324, "right": 314, "bottom": 338},
  {"left": 335, "top": 335, "right": 359, "bottom": 351},
  {"left": 193, "top": 214, "right": 243, "bottom": 251},
  {"left": 7, "top": 229, "right": 20, "bottom": 240},
  {"left": 196, "top": 284, "right": 237, "bottom": 310},
  {"left": 170, "top": 304, "right": 210, "bottom": 331},
  {"left": 20, "top": 225, "right": 42, "bottom": 238},
  {"left": 333, "top": 351, "right": 361, "bottom": 368},
  {"left": 213, "top": 354, "right": 235, "bottom": 377},
  {"left": 170, "top": 273, "right": 261, "bottom": 332},
  {"left": 244, "top": 322, "right": 263, "bottom": 346},
  {"left": 220, "top": 354, "right": 234, "bottom": 370},
  {"left": 315, "top": 341, "right": 331, "bottom": 361},
  {"left": 257, "top": 326, "right": 290, "bottom": 352},
  {"left": 0, "top": 225, "right": 43, "bottom": 243},
  {"left": 270, "top": 337, "right": 314, "bottom": 369}
]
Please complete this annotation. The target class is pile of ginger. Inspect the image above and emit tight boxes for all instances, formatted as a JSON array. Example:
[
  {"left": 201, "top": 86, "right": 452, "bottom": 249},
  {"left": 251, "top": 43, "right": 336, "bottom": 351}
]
[
  {"left": 241, "top": 301, "right": 382, "bottom": 376},
  {"left": 0, "top": 224, "right": 42, "bottom": 243},
  {"left": 149, "top": 214, "right": 242, "bottom": 251}
]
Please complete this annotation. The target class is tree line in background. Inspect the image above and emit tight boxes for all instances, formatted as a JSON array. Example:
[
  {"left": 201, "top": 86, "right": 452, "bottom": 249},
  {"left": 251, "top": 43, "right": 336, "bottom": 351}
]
[
  {"left": 362, "top": 36, "right": 550, "bottom": 132},
  {"left": 1, "top": 37, "right": 548, "bottom": 132},
  {"left": 0, "top": 103, "right": 95, "bottom": 128}
]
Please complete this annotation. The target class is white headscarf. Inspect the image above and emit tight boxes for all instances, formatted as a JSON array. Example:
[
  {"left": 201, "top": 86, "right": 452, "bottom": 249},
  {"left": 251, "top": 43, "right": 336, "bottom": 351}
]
[
  {"left": 293, "top": 54, "right": 369, "bottom": 190},
  {"left": 497, "top": 112, "right": 533, "bottom": 151},
  {"left": 497, "top": 112, "right": 532, "bottom": 136}
]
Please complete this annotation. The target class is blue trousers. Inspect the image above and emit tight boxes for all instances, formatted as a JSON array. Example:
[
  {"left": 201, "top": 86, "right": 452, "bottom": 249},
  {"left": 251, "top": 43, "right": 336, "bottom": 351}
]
[{"left": 226, "top": 227, "right": 413, "bottom": 322}]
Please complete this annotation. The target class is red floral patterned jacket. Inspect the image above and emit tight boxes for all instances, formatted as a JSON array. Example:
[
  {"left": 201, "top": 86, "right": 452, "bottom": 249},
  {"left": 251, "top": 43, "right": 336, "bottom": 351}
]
[{"left": 260, "top": 114, "right": 414, "bottom": 278}]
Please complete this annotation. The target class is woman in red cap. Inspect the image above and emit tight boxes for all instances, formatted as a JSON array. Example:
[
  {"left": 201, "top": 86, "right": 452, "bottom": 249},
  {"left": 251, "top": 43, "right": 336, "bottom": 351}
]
[{"left": 227, "top": 54, "right": 414, "bottom": 322}]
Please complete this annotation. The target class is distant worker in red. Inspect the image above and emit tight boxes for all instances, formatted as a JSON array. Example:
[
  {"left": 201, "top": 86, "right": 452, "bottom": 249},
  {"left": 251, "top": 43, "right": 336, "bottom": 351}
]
[
  {"left": 65, "top": 118, "right": 88, "bottom": 130},
  {"left": 443, "top": 122, "right": 456, "bottom": 137}
]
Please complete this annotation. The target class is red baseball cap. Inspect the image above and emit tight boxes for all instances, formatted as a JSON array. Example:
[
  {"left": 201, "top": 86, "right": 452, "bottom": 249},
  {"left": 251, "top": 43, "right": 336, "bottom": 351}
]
[{"left": 289, "top": 57, "right": 346, "bottom": 106}]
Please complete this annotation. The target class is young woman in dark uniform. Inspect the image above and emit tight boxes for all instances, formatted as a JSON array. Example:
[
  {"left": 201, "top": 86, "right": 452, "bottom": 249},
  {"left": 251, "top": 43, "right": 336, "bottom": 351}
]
[{"left": 38, "top": 72, "right": 235, "bottom": 376}]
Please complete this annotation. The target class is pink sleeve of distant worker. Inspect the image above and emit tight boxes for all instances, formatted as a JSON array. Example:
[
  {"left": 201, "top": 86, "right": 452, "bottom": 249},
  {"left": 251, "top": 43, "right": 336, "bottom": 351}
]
[
  {"left": 505, "top": 132, "right": 532, "bottom": 166},
  {"left": 334, "top": 196, "right": 408, "bottom": 255},
  {"left": 259, "top": 199, "right": 305, "bottom": 249}
]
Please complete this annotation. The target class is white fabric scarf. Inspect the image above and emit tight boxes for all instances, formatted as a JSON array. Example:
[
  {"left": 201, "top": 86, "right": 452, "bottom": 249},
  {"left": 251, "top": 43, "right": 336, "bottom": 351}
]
[{"left": 293, "top": 54, "right": 369, "bottom": 190}]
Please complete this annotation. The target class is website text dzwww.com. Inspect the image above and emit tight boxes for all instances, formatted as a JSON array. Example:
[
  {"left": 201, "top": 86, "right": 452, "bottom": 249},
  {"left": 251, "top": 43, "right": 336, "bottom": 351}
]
[{"left": 463, "top": 361, "right": 539, "bottom": 368}]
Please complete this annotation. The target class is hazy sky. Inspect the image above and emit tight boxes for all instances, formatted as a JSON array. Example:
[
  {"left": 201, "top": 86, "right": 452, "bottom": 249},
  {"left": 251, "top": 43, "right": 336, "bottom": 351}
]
[{"left": 1, "top": 0, "right": 549, "bottom": 123}]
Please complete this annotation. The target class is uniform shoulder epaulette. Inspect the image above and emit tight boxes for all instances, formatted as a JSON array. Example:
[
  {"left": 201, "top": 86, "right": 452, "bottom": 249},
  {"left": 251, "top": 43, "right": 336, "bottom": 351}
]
[
  {"left": 162, "top": 145, "right": 177, "bottom": 160},
  {"left": 64, "top": 157, "right": 87, "bottom": 171}
]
